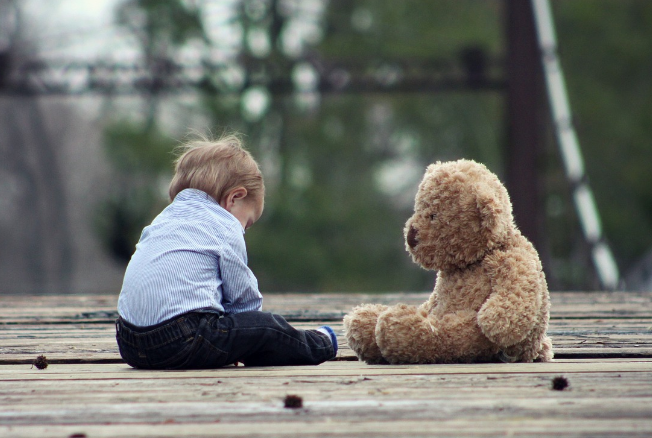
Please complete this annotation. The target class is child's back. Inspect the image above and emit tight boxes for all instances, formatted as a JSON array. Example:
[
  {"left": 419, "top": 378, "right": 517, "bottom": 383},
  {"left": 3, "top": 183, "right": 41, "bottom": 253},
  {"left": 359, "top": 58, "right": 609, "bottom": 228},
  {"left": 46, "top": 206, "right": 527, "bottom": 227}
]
[{"left": 118, "top": 188, "right": 262, "bottom": 327}]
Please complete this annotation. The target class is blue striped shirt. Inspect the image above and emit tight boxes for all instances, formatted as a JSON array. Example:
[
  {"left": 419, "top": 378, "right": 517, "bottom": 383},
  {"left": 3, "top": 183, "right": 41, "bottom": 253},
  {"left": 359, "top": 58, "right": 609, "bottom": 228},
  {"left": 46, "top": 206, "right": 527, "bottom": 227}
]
[{"left": 117, "top": 188, "right": 263, "bottom": 326}]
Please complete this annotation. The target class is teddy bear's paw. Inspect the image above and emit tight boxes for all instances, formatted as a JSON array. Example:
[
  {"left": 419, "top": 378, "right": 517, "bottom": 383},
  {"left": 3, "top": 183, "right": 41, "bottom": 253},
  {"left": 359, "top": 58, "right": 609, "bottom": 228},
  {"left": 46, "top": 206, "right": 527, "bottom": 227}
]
[
  {"left": 535, "top": 335, "right": 554, "bottom": 362},
  {"left": 343, "top": 304, "right": 389, "bottom": 363},
  {"left": 497, "top": 334, "right": 554, "bottom": 363}
]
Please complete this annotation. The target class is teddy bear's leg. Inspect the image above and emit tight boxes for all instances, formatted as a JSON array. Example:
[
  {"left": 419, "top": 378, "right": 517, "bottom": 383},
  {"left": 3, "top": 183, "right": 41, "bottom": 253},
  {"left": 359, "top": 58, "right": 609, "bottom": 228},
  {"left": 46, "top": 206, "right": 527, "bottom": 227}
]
[
  {"left": 343, "top": 304, "right": 389, "bottom": 364},
  {"left": 376, "top": 305, "right": 494, "bottom": 364}
]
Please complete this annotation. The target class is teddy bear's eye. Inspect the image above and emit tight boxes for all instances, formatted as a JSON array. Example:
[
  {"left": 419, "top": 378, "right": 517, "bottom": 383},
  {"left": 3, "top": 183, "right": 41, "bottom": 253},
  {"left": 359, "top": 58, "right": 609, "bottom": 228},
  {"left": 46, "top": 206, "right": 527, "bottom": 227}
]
[{"left": 430, "top": 213, "right": 437, "bottom": 221}]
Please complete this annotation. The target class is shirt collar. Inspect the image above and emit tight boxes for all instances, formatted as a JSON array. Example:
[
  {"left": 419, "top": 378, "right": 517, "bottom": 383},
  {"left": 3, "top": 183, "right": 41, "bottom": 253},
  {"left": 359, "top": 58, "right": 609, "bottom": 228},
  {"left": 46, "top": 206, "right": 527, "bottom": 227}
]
[{"left": 176, "top": 189, "right": 244, "bottom": 234}]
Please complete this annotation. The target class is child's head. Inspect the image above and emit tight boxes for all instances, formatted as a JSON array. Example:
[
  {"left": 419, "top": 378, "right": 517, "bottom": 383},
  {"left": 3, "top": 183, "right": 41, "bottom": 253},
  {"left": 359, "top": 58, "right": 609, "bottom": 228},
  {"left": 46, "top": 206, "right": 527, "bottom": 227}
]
[{"left": 169, "top": 133, "right": 265, "bottom": 209}]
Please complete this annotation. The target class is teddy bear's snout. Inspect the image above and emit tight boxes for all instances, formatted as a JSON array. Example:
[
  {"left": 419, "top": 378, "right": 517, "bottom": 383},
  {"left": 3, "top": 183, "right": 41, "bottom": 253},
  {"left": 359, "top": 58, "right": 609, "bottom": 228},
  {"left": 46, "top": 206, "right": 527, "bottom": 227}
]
[{"left": 407, "top": 225, "right": 419, "bottom": 248}]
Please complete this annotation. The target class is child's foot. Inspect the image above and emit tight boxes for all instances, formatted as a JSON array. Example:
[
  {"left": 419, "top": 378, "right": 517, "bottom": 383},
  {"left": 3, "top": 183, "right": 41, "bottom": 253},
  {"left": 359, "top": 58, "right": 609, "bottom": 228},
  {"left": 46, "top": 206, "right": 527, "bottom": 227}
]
[{"left": 317, "top": 326, "right": 338, "bottom": 355}]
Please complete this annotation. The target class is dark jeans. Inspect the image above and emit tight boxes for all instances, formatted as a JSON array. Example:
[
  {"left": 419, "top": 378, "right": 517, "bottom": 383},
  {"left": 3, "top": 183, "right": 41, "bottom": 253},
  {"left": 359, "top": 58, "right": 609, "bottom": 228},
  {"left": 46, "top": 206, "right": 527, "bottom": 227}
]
[{"left": 115, "top": 311, "right": 335, "bottom": 369}]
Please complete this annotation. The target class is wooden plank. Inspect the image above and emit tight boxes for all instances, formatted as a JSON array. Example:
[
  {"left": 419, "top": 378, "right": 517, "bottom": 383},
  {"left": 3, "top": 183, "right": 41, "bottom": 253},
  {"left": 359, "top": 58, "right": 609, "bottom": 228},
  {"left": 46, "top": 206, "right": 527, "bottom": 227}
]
[
  {"left": 0, "top": 292, "right": 651, "bottom": 364},
  {"left": 1, "top": 361, "right": 652, "bottom": 437},
  {"left": 3, "top": 374, "right": 652, "bottom": 406},
  {"left": 1, "top": 359, "right": 652, "bottom": 378},
  {"left": 2, "top": 399, "right": 652, "bottom": 425},
  {"left": 2, "top": 419, "right": 652, "bottom": 438},
  {"left": 2, "top": 319, "right": 652, "bottom": 364},
  {"left": 2, "top": 291, "right": 652, "bottom": 324},
  {"left": 1, "top": 292, "right": 652, "bottom": 437}
]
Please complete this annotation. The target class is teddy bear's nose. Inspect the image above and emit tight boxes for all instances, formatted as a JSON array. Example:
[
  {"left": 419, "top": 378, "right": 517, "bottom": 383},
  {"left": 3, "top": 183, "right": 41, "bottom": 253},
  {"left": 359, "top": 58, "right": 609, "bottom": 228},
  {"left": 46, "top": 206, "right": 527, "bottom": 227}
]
[{"left": 407, "top": 225, "right": 418, "bottom": 248}]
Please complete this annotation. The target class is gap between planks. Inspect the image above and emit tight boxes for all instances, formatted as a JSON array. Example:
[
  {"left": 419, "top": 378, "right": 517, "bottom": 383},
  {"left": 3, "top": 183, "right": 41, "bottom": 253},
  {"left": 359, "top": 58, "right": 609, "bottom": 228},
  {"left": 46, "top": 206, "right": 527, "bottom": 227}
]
[{"left": 3, "top": 419, "right": 652, "bottom": 438}]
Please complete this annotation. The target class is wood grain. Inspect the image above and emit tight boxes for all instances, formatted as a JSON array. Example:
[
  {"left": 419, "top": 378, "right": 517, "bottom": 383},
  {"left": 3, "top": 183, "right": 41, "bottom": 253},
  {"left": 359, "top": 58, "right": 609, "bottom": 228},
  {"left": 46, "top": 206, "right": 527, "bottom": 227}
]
[
  {"left": 1, "top": 291, "right": 652, "bottom": 437},
  {"left": 1, "top": 361, "right": 652, "bottom": 437}
]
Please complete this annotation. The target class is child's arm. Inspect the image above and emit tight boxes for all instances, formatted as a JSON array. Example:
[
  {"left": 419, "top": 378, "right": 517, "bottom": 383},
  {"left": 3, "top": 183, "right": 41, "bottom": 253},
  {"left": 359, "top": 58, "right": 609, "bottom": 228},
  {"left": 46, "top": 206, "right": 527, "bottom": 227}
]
[{"left": 218, "top": 231, "right": 263, "bottom": 313}]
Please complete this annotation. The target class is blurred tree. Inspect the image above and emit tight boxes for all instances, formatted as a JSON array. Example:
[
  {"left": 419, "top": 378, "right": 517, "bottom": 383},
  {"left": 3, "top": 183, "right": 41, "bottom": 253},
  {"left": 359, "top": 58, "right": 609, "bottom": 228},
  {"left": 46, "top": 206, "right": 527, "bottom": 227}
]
[
  {"left": 97, "top": 0, "right": 652, "bottom": 291},
  {"left": 96, "top": 0, "right": 207, "bottom": 264},
  {"left": 97, "top": 0, "right": 504, "bottom": 291},
  {"left": 95, "top": 121, "right": 175, "bottom": 263},
  {"left": 244, "top": 0, "right": 505, "bottom": 292}
]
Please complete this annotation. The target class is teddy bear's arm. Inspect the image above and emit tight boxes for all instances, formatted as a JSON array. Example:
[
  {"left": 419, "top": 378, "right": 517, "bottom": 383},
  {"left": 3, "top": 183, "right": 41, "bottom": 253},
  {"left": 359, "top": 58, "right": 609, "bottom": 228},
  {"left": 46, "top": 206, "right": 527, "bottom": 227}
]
[
  {"left": 418, "top": 275, "right": 440, "bottom": 313},
  {"left": 418, "top": 292, "right": 438, "bottom": 314},
  {"left": 476, "top": 249, "right": 543, "bottom": 348}
]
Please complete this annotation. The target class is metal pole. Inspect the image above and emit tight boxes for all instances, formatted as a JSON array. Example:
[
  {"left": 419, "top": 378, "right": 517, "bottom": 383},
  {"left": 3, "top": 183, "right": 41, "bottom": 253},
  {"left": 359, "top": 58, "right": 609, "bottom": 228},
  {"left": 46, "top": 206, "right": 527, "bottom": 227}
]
[
  {"left": 505, "top": 0, "right": 545, "bottom": 254},
  {"left": 531, "top": 0, "right": 620, "bottom": 290}
]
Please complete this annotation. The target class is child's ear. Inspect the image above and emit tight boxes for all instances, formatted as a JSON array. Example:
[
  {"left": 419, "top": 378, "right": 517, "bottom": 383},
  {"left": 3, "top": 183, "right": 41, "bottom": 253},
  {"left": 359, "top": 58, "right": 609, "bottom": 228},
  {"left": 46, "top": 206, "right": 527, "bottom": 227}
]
[{"left": 220, "top": 187, "right": 248, "bottom": 211}]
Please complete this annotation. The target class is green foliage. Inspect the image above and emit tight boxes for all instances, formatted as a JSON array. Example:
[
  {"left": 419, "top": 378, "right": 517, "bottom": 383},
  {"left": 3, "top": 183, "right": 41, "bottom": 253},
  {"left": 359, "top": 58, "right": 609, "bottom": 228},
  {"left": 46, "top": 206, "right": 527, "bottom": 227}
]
[
  {"left": 96, "top": 0, "right": 207, "bottom": 264},
  {"left": 94, "top": 187, "right": 163, "bottom": 263},
  {"left": 322, "top": 0, "right": 502, "bottom": 59},
  {"left": 97, "top": 0, "right": 652, "bottom": 290},
  {"left": 95, "top": 122, "right": 175, "bottom": 263},
  {"left": 97, "top": 0, "right": 505, "bottom": 290},
  {"left": 116, "top": 0, "right": 207, "bottom": 54},
  {"left": 103, "top": 122, "right": 176, "bottom": 175},
  {"left": 237, "top": 0, "right": 504, "bottom": 291},
  {"left": 245, "top": 97, "right": 432, "bottom": 291}
]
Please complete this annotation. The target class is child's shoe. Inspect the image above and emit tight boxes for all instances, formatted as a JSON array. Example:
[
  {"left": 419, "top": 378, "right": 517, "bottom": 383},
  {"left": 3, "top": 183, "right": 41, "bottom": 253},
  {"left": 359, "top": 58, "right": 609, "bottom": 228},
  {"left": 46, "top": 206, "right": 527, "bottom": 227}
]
[{"left": 317, "top": 326, "right": 338, "bottom": 355}]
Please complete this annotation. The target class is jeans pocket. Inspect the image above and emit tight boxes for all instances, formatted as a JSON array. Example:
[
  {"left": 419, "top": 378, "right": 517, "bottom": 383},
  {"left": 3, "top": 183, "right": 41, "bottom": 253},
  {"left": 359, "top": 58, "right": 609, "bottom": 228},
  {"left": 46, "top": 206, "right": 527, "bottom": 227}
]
[
  {"left": 148, "top": 335, "right": 196, "bottom": 369},
  {"left": 175, "top": 336, "right": 229, "bottom": 369}
]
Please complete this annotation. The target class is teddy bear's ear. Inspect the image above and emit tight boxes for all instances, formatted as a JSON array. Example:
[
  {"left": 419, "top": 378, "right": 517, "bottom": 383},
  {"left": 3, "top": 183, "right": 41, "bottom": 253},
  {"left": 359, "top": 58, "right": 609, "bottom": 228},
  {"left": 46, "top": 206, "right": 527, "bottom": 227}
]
[
  {"left": 476, "top": 186, "right": 503, "bottom": 234},
  {"left": 424, "top": 163, "right": 440, "bottom": 176}
]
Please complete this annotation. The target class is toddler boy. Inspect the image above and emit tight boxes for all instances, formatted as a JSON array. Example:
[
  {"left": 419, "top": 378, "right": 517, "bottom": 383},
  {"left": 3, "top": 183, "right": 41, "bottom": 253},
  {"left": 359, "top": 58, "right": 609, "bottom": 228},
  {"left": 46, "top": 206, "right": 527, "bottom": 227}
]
[{"left": 116, "top": 134, "right": 337, "bottom": 369}]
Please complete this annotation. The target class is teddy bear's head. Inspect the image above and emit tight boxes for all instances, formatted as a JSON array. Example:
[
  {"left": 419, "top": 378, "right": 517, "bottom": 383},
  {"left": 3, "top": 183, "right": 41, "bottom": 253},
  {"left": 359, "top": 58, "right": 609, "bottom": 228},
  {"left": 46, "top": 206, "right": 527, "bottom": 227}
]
[{"left": 404, "top": 159, "right": 514, "bottom": 271}]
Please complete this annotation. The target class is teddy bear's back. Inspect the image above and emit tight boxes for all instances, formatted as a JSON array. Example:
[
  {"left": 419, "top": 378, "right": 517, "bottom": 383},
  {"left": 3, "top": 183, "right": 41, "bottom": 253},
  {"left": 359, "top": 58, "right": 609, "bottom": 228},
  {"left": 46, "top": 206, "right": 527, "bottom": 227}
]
[{"left": 490, "top": 230, "right": 549, "bottom": 302}]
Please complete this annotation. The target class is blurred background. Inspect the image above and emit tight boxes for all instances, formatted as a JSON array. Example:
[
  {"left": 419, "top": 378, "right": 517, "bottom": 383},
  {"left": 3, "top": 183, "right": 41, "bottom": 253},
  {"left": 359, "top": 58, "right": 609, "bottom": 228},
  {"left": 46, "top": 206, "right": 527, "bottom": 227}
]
[{"left": 0, "top": 0, "right": 651, "bottom": 294}]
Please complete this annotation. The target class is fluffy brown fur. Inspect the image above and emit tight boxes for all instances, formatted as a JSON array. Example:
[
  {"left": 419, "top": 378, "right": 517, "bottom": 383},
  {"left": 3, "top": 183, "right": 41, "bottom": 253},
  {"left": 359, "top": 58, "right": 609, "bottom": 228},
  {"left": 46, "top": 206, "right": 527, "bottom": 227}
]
[{"left": 344, "top": 159, "right": 553, "bottom": 364}]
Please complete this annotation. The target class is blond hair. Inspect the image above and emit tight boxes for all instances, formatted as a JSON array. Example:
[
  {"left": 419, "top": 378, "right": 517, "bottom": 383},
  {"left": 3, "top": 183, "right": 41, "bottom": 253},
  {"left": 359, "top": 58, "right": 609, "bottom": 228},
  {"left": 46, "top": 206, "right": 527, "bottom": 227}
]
[{"left": 168, "top": 134, "right": 264, "bottom": 203}]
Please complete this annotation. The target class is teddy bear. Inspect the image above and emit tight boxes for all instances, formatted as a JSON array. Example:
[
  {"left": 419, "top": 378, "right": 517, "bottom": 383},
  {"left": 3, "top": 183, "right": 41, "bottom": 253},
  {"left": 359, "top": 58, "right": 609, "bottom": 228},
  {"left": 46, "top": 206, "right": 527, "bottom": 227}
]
[{"left": 344, "top": 159, "right": 553, "bottom": 364}]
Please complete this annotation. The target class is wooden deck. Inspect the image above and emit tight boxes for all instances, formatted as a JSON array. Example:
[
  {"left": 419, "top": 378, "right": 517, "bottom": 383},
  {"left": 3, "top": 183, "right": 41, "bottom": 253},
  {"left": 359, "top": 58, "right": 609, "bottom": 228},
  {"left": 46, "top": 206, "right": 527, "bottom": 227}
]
[{"left": 1, "top": 291, "right": 652, "bottom": 437}]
